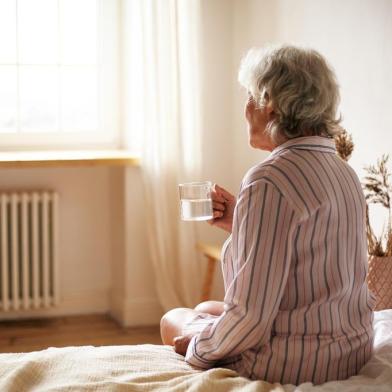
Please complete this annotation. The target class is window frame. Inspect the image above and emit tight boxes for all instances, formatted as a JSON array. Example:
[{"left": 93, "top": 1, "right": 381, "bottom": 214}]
[{"left": 0, "top": 0, "right": 121, "bottom": 151}]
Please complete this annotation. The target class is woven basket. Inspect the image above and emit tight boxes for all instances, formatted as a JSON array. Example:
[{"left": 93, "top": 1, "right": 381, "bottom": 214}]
[{"left": 367, "top": 256, "right": 392, "bottom": 310}]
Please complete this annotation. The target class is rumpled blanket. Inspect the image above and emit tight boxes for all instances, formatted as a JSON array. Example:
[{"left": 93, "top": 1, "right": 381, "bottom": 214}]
[{"left": 0, "top": 310, "right": 391, "bottom": 392}]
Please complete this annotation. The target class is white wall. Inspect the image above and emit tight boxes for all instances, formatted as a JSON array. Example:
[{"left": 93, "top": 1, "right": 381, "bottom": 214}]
[
  {"left": 232, "top": 0, "right": 392, "bottom": 235},
  {"left": 110, "top": 167, "right": 162, "bottom": 326}
]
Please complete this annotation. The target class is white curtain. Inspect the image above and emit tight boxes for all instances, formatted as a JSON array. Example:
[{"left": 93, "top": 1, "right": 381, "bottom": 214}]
[{"left": 126, "top": 0, "right": 204, "bottom": 311}]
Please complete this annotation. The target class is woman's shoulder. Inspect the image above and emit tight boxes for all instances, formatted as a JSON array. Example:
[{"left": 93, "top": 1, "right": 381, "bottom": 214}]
[
  {"left": 241, "top": 151, "right": 309, "bottom": 219},
  {"left": 242, "top": 152, "right": 288, "bottom": 188}
]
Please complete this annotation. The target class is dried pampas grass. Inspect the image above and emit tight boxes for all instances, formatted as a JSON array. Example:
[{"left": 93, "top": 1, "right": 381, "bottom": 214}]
[
  {"left": 363, "top": 155, "right": 392, "bottom": 257},
  {"left": 335, "top": 129, "right": 354, "bottom": 162},
  {"left": 335, "top": 131, "right": 392, "bottom": 257}
]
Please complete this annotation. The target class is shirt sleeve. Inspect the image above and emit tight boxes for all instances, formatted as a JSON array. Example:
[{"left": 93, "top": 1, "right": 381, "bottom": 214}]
[{"left": 185, "top": 179, "right": 298, "bottom": 369}]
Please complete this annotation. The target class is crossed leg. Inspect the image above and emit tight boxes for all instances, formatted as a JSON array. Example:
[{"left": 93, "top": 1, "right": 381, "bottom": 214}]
[{"left": 160, "top": 300, "right": 224, "bottom": 345}]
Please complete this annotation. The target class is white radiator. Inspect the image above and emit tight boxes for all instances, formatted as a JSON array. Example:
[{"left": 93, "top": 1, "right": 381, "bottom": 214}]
[{"left": 0, "top": 191, "right": 59, "bottom": 312}]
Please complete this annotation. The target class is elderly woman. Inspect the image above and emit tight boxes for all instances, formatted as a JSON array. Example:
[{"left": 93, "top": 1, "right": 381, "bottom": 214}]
[{"left": 160, "top": 45, "right": 375, "bottom": 385}]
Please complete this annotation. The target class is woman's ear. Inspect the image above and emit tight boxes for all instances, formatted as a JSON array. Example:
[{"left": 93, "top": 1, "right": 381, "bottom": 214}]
[
  {"left": 265, "top": 101, "right": 275, "bottom": 121},
  {"left": 263, "top": 91, "right": 275, "bottom": 120}
]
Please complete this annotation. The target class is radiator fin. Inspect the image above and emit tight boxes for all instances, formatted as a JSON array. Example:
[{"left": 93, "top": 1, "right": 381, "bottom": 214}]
[{"left": 0, "top": 191, "right": 59, "bottom": 312}]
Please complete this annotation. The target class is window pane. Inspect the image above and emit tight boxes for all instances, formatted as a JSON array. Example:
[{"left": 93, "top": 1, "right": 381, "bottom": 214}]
[
  {"left": 18, "top": 0, "right": 58, "bottom": 64},
  {"left": 19, "top": 66, "right": 59, "bottom": 132},
  {"left": 0, "top": 0, "right": 17, "bottom": 63},
  {"left": 61, "top": 67, "right": 98, "bottom": 131},
  {"left": 0, "top": 66, "right": 17, "bottom": 132},
  {"left": 60, "top": 0, "right": 97, "bottom": 65}
]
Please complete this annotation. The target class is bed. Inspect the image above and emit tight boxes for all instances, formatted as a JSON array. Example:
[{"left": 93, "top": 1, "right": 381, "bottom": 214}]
[{"left": 0, "top": 310, "right": 391, "bottom": 392}]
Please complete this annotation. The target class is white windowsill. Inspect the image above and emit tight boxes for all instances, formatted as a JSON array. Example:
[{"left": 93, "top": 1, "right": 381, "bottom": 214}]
[{"left": 0, "top": 150, "right": 140, "bottom": 169}]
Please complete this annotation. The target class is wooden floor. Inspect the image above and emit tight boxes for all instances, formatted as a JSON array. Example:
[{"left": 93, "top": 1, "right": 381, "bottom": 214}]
[{"left": 0, "top": 314, "right": 162, "bottom": 354}]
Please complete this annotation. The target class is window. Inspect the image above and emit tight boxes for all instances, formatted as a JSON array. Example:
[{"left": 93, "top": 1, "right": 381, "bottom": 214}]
[{"left": 0, "top": 0, "right": 119, "bottom": 150}]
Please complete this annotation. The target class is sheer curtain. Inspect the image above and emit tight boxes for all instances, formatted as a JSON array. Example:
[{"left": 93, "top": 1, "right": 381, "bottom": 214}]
[{"left": 126, "top": 0, "right": 204, "bottom": 311}]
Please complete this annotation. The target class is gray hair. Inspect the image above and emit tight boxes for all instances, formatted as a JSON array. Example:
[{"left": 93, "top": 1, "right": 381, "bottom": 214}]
[{"left": 238, "top": 45, "right": 342, "bottom": 143}]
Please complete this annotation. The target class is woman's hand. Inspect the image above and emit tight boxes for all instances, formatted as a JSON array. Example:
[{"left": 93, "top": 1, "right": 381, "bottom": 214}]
[
  {"left": 209, "top": 184, "right": 236, "bottom": 233},
  {"left": 173, "top": 335, "right": 192, "bottom": 356}
]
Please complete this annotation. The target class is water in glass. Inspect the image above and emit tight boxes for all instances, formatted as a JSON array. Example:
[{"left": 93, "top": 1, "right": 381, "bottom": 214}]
[{"left": 180, "top": 198, "right": 213, "bottom": 221}]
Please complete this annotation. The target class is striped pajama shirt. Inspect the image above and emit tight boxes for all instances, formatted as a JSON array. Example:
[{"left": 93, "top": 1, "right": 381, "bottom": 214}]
[{"left": 184, "top": 136, "right": 375, "bottom": 385}]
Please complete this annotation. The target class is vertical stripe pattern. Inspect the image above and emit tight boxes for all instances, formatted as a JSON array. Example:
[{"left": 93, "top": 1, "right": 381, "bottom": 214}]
[{"left": 184, "top": 136, "right": 375, "bottom": 385}]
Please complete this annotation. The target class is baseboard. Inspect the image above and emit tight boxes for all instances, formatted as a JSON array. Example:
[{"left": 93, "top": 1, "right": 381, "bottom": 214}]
[
  {"left": 0, "top": 290, "right": 163, "bottom": 326},
  {"left": 110, "top": 294, "right": 163, "bottom": 327},
  {"left": 0, "top": 289, "right": 110, "bottom": 321}
]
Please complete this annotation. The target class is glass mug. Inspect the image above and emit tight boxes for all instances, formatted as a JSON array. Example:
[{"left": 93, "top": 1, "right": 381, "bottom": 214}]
[{"left": 178, "top": 181, "right": 213, "bottom": 221}]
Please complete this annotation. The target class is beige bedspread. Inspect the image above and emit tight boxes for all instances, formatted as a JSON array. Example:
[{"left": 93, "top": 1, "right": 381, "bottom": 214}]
[{"left": 1, "top": 310, "right": 391, "bottom": 392}]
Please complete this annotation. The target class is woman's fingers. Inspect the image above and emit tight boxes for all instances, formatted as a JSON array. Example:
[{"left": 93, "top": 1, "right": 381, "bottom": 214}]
[
  {"left": 213, "top": 210, "right": 223, "bottom": 218},
  {"left": 212, "top": 201, "right": 225, "bottom": 211},
  {"left": 207, "top": 210, "right": 223, "bottom": 225},
  {"left": 214, "top": 184, "right": 235, "bottom": 202},
  {"left": 211, "top": 189, "right": 225, "bottom": 203},
  {"left": 208, "top": 184, "right": 234, "bottom": 233},
  {"left": 210, "top": 184, "right": 232, "bottom": 219}
]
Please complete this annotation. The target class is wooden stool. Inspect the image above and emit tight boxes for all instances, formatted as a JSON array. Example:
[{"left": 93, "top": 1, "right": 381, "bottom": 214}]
[{"left": 197, "top": 242, "right": 222, "bottom": 302}]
